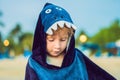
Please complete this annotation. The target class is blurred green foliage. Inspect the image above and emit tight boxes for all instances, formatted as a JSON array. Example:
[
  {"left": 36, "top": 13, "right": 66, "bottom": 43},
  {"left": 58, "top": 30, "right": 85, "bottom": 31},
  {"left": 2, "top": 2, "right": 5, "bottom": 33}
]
[
  {"left": 75, "top": 19, "right": 120, "bottom": 52},
  {"left": 0, "top": 10, "right": 120, "bottom": 55},
  {"left": 0, "top": 23, "right": 33, "bottom": 56},
  {"left": 89, "top": 20, "right": 120, "bottom": 50}
]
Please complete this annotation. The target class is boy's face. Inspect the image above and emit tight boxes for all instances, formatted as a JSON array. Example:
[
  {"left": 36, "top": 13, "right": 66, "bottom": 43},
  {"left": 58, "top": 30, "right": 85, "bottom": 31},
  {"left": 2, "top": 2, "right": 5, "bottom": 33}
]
[{"left": 46, "top": 29, "right": 69, "bottom": 57}]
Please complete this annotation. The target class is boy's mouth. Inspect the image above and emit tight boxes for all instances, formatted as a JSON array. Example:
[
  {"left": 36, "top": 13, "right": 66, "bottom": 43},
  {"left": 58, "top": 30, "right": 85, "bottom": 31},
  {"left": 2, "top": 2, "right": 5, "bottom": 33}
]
[{"left": 46, "top": 21, "right": 77, "bottom": 35}]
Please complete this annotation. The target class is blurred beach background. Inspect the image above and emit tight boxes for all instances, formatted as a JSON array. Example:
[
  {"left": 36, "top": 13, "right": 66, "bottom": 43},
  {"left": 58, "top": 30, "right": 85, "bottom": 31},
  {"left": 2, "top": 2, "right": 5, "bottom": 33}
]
[
  {"left": 0, "top": 0, "right": 120, "bottom": 80},
  {"left": 0, "top": 57, "right": 120, "bottom": 80}
]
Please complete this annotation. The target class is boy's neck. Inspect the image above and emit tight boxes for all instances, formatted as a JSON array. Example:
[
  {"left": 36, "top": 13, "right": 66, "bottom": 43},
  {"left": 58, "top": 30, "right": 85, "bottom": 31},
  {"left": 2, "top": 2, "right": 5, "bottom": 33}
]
[{"left": 46, "top": 54, "right": 65, "bottom": 67}]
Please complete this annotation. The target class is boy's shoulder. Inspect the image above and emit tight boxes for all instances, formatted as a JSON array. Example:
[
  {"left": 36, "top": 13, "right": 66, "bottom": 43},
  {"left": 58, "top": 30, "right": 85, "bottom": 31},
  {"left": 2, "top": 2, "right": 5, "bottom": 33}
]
[
  {"left": 74, "top": 49, "right": 116, "bottom": 80},
  {"left": 74, "top": 48, "right": 84, "bottom": 56},
  {"left": 74, "top": 48, "right": 85, "bottom": 61},
  {"left": 75, "top": 48, "right": 83, "bottom": 53}
]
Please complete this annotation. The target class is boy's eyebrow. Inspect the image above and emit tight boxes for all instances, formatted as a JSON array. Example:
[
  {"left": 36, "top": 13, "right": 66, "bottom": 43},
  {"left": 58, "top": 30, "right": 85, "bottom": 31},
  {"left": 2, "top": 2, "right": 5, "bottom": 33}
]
[
  {"left": 47, "top": 33, "right": 69, "bottom": 38},
  {"left": 46, "top": 35, "right": 55, "bottom": 39}
]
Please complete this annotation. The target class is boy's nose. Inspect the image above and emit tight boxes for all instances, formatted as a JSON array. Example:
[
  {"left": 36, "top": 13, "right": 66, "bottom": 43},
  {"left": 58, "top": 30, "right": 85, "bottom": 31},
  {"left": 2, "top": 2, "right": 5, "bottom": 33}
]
[{"left": 54, "top": 41, "right": 60, "bottom": 49}]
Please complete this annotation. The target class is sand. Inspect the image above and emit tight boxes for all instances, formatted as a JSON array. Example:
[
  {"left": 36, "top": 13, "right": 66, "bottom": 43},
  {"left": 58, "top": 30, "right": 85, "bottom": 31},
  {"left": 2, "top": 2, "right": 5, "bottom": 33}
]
[
  {"left": 90, "top": 57, "right": 120, "bottom": 80},
  {"left": 0, "top": 57, "right": 27, "bottom": 80},
  {"left": 0, "top": 56, "right": 120, "bottom": 80}
]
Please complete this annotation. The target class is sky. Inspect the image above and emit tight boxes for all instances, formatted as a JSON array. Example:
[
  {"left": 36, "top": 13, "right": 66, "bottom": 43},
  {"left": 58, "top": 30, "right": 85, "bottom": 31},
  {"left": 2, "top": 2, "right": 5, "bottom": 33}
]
[{"left": 0, "top": 0, "right": 120, "bottom": 39}]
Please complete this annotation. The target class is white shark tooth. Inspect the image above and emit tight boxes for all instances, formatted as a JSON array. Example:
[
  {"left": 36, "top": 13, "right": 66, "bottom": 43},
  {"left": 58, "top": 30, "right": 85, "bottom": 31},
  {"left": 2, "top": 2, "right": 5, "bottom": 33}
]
[
  {"left": 46, "top": 21, "right": 77, "bottom": 35},
  {"left": 71, "top": 24, "right": 77, "bottom": 30},
  {"left": 65, "top": 22, "right": 71, "bottom": 28},
  {"left": 46, "top": 28, "right": 53, "bottom": 35},
  {"left": 57, "top": 21, "right": 64, "bottom": 28},
  {"left": 51, "top": 23, "right": 57, "bottom": 31}
]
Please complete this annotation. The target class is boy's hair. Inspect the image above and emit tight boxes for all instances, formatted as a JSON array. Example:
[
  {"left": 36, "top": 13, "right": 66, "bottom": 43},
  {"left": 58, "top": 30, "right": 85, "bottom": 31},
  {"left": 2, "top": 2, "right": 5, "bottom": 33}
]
[{"left": 51, "top": 24, "right": 74, "bottom": 37}]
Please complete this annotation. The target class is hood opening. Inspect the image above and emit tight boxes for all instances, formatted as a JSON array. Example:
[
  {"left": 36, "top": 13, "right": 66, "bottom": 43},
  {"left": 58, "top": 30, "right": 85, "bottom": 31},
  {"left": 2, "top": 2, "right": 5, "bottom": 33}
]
[{"left": 31, "top": 3, "right": 76, "bottom": 69}]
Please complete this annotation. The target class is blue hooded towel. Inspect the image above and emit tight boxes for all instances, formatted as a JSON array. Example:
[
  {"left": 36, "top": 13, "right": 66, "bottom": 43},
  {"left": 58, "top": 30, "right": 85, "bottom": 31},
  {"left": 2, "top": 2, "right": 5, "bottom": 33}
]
[{"left": 25, "top": 3, "right": 116, "bottom": 80}]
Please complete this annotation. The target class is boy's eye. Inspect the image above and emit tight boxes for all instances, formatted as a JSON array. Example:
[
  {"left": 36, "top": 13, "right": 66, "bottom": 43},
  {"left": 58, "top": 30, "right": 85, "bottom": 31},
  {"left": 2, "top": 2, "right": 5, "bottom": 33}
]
[
  {"left": 48, "top": 39, "right": 54, "bottom": 42},
  {"left": 61, "top": 38, "right": 67, "bottom": 41}
]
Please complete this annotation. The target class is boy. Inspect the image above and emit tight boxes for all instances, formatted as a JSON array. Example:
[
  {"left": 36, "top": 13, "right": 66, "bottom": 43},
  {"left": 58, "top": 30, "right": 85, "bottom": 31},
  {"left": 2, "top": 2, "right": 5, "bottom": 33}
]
[{"left": 25, "top": 3, "right": 116, "bottom": 80}]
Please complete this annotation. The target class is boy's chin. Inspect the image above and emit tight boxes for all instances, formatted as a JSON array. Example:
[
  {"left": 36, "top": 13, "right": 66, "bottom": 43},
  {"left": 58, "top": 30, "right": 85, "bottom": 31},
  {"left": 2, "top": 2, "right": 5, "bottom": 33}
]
[{"left": 48, "top": 52, "right": 64, "bottom": 57}]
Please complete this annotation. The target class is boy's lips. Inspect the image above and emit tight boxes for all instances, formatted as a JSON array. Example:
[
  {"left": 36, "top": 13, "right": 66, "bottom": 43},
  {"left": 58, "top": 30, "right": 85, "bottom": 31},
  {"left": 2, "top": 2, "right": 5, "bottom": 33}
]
[{"left": 53, "top": 51, "right": 61, "bottom": 54}]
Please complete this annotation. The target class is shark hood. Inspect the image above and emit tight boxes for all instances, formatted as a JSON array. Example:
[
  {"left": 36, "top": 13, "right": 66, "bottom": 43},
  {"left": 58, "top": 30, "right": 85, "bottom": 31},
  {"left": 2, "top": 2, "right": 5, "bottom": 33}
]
[
  {"left": 32, "top": 3, "right": 77, "bottom": 69},
  {"left": 40, "top": 3, "right": 76, "bottom": 35}
]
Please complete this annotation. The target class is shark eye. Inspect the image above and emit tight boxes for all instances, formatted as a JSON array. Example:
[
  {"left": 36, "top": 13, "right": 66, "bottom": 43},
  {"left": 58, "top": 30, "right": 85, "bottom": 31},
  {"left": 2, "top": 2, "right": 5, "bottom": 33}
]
[{"left": 45, "top": 9, "right": 52, "bottom": 14}]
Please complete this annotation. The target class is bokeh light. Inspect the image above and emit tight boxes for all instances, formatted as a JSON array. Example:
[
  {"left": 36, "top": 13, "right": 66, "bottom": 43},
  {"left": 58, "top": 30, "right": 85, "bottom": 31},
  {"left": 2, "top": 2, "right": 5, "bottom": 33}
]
[
  {"left": 79, "top": 34, "right": 87, "bottom": 43},
  {"left": 3, "top": 39, "right": 9, "bottom": 47}
]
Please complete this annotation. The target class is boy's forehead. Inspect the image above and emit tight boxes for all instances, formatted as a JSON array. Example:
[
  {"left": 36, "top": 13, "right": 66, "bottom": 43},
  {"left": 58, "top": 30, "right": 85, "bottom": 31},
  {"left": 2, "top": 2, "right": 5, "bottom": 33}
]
[{"left": 47, "top": 32, "right": 68, "bottom": 38}]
